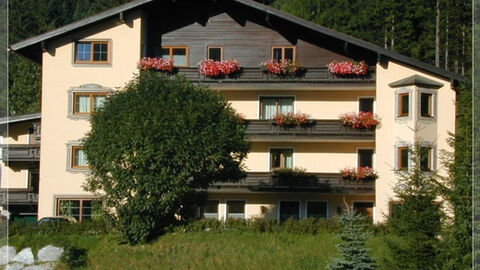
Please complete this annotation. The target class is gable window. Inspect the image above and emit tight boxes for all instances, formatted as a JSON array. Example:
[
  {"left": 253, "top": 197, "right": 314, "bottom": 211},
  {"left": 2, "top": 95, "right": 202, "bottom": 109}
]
[
  {"left": 226, "top": 200, "right": 246, "bottom": 219},
  {"left": 161, "top": 46, "right": 188, "bottom": 66},
  {"left": 420, "top": 93, "right": 433, "bottom": 117},
  {"left": 260, "top": 97, "right": 294, "bottom": 119},
  {"left": 279, "top": 201, "right": 300, "bottom": 222},
  {"left": 358, "top": 149, "right": 374, "bottom": 168},
  {"left": 57, "top": 198, "right": 100, "bottom": 222},
  {"left": 306, "top": 201, "right": 327, "bottom": 219},
  {"left": 397, "top": 146, "right": 409, "bottom": 170},
  {"left": 397, "top": 93, "right": 410, "bottom": 117},
  {"left": 359, "top": 98, "right": 374, "bottom": 113},
  {"left": 208, "top": 46, "right": 222, "bottom": 61},
  {"left": 201, "top": 200, "right": 219, "bottom": 219},
  {"left": 272, "top": 46, "right": 295, "bottom": 62},
  {"left": 270, "top": 148, "right": 293, "bottom": 170},
  {"left": 74, "top": 41, "right": 109, "bottom": 64},
  {"left": 420, "top": 147, "right": 432, "bottom": 171},
  {"left": 73, "top": 92, "right": 107, "bottom": 115},
  {"left": 72, "top": 146, "right": 88, "bottom": 168}
]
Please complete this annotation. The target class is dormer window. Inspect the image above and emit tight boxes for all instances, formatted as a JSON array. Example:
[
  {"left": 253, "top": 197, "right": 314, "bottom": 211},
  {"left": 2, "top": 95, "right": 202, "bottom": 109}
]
[
  {"left": 271, "top": 46, "right": 295, "bottom": 62},
  {"left": 74, "top": 41, "right": 109, "bottom": 64}
]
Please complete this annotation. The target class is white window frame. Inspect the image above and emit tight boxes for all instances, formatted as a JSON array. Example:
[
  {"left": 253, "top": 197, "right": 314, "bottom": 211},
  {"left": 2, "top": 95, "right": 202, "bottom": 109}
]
[
  {"left": 277, "top": 200, "right": 301, "bottom": 222},
  {"left": 304, "top": 200, "right": 329, "bottom": 219},
  {"left": 224, "top": 199, "right": 247, "bottom": 220},
  {"left": 394, "top": 144, "right": 411, "bottom": 171},
  {"left": 417, "top": 88, "right": 437, "bottom": 120},
  {"left": 268, "top": 147, "right": 295, "bottom": 171},
  {"left": 67, "top": 84, "right": 112, "bottom": 120},
  {"left": 357, "top": 96, "right": 376, "bottom": 113},
  {"left": 257, "top": 95, "right": 296, "bottom": 120},
  {"left": 356, "top": 147, "right": 376, "bottom": 170}
]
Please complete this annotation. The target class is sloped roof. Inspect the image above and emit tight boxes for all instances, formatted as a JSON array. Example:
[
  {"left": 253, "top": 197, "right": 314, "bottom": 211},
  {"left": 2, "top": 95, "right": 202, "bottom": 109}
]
[
  {"left": 9, "top": 0, "right": 464, "bottom": 82},
  {"left": 0, "top": 113, "right": 41, "bottom": 126},
  {"left": 388, "top": 75, "right": 444, "bottom": 88}
]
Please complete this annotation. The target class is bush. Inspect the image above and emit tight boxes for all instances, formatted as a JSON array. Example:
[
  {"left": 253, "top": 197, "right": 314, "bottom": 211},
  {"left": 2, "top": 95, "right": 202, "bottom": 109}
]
[
  {"left": 60, "top": 244, "right": 88, "bottom": 268},
  {"left": 8, "top": 219, "right": 112, "bottom": 237}
]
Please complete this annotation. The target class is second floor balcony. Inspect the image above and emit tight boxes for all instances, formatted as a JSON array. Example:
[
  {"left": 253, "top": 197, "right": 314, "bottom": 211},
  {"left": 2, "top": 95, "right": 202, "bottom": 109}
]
[{"left": 1, "top": 144, "right": 40, "bottom": 162}]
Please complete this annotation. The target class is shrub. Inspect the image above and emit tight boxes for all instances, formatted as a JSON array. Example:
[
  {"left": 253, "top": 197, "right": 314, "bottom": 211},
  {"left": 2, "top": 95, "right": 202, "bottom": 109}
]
[
  {"left": 247, "top": 218, "right": 279, "bottom": 233},
  {"left": 272, "top": 167, "right": 318, "bottom": 186},
  {"left": 8, "top": 219, "right": 112, "bottom": 237},
  {"left": 61, "top": 244, "right": 88, "bottom": 268}
]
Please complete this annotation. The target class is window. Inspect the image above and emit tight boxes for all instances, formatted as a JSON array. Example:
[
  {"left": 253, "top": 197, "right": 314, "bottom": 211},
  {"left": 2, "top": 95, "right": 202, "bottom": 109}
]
[
  {"left": 72, "top": 146, "right": 88, "bottom": 168},
  {"left": 272, "top": 46, "right": 295, "bottom": 62},
  {"left": 208, "top": 47, "right": 222, "bottom": 61},
  {"left": 397, "top": 93, "right": 409, "bottom": 117},
  {"left": 306, "top": 201, "right": 327, "bottom": 219},
  {"left": 270, "top": 149, "right": 293, "bottom": 170},
  {"left": 29, "top": 170, "right": 39, "bottom": 194},
  {"left": 353, "top": 202, "right": 374, "bottom": 220},
  {"left": 260, "top": 97, "right": 294, "bottom": 119},
  {"left": 279, "top": 201, "right": 300, "bottom": 222},
  {"left": 226, "top": 200, "right": 246, "bottom": 219},
  {"left": 57, "top": 199, "right": 100, "bottom": 222},
  {"left": 359, "top": 98, "right": 374, "bottom": 113},
  {"left": 420, "top": 147, "right": 432, "bottom": 171},
  {"left": 74, "top": 41, "right": 109, "bottom": 64},
  {"left": 397, "top": 147, "right": 409, "bottom": 170},
  {"left": 201, "top": 200, "right": 219, "bottom": 219},
  {"left": 161, "top": 46, "right": 188, "bottom": 66},
  {"left": 358, "top": 149, "right": 374, "bottom": 168},
  {"left": 420, "top": 93, "right": 433, "bottom": 117},
  {"left": 73, "top": 92, "right": 107, "bottom": 115}
]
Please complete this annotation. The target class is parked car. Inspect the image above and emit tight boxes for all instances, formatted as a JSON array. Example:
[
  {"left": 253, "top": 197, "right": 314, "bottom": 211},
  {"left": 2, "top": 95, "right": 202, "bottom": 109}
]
[{"left": 36, "top": 216, "right": 77, "bottom": 225}]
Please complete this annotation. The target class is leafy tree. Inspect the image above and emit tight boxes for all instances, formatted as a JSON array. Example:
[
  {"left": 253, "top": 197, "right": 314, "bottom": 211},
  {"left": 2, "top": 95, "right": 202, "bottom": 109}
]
[
  {"left": 385, "top": 144, "right": 444, "bottom": 270},
  {"left": 328, "top": 206, "right": 376, "bottom": 270},
  {"left": 82, "top": 72, "right": 250, "bottom": 244}
]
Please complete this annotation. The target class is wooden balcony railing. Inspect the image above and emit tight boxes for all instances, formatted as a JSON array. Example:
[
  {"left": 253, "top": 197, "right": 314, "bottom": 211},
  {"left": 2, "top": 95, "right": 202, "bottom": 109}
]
[
  {"left": 176, "top": 67, "right": 375, "bottom": 83},
  {"left": 245, "top": 120, "right": 375, "bottom": 141},
  {"left": 0, "top": 189, "right": 38, "bottom": 205},
  {"left": 210, "top": 172, "right": 374, "bottom": 194},
  {"left": 1, "top": 144, "right": 40, "bottom": 162}
]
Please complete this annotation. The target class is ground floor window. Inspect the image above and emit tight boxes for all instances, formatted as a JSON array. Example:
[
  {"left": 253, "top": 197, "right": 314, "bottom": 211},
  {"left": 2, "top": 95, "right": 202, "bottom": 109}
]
[
  {"left": 226, "top": 200, "right": 246, "bottom": 219},
  {"left": 306, "top": 201, "right": 328, "bottom": 219},
  {"left": 279, "top": 201, "right": 300, "bottom": 222},
  {"left": 57, "top": 198, "right": 100, "bottom": 222},
  {"left": 353, "top": 201, "right": 374, "bottom": 220},
  {"left": 201, "top": 200, "right": 219, "bottom": 219}
]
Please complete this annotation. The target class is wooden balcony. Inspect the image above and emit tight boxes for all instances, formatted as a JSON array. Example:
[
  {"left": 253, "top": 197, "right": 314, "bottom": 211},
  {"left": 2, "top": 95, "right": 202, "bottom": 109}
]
[
  {"left": 209, "top": 172, "right": 374, "bottom": 194},
  {"left": 0, "top": 189, "right": 38, "bottom": 205},
  {"left": 176, "top": 67, "right": 375, "bottom": 89},
  {"left": 1, "top": 144, "right": 40, "bottom": 162},
  {"left": 245, "top": 120, "right": 375, "bottom": 142}
]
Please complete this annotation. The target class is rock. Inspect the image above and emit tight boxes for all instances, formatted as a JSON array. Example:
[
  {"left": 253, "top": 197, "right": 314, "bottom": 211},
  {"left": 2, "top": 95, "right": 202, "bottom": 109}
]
[
  {"left": 37, "top": 245, "right": 63, "bottom": 262},
  {"left": 23, "top": 262, "right": 55, "bottom": 270},
  {"left": 5, "top": 263, "right": 24, "bottom": 270},
  {"left": 0, "top": 246, "right": 16, "bottom": 265},
  {"left": 13, "top": 248, "right": 34, "bottom": 265}
]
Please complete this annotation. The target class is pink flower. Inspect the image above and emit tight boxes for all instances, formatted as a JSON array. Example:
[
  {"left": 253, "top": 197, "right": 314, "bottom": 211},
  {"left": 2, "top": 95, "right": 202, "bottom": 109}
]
[
  {"left": 198, "top": 59, "right": 240, "bottom": 77},
  {"left": 138, "top": 57, "right": 174, "bottom": 72},
  {"left": 261, "top": 59, "right": 299, "bottom": 76},
  {"left": 327, "top": 60, "right": 368, "bottom": 75},
  {"left": 339, "top": 112, "right": 379, "bottom": 129}
]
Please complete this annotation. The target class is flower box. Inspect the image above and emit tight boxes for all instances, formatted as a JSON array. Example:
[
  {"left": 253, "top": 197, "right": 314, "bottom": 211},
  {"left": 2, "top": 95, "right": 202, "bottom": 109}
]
[
  {"left": 260, "top": 59, "right": 303, "bottom": 77},
  {"left": 339, "top": 112, "right": 380, "bottom": 129},
  {"left": 198, "top": 59, "right": 241, "bottom": 78},
  {"left": 327, "top": 60, "right": 368, "bottom": 76},
  {"left": 272, "top": 167, "right": 318, "bottom": 186},
  {"left": 138, "top": 57, "right": 174, "bottom": 72},
  {"left": 340, "top": 167, "right": 377, "bottom": 182},
  {"left": 272, "top": 112, "right": 313, "bottom": 127}
]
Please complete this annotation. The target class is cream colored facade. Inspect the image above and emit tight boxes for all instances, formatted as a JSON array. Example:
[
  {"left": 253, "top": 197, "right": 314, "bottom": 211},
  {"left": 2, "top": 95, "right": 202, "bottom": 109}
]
[{"left": 9, "top": 5, "right": 458, "bottom": 223}]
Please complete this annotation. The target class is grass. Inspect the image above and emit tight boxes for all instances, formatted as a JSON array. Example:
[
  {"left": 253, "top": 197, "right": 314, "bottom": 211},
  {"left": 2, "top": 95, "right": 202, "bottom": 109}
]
[{"left": 6, "top": 230, "right": 394, "bottom": 270}]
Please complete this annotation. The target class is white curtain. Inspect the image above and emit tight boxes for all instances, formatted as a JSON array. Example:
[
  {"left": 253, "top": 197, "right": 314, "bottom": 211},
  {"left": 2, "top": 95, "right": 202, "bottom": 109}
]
[
  {"left": 284, "top": 151, "right": 293, "bottom": 168},
  {"left": 279, "top": 98, "right": 293, "bottom": 114},
  {"left": 76, "top": 149, "right": 88, "bottom": 166},
  {"left": 93, "top": 96, "right": 106, "bottom": 111},
  {"left": 263, "top": 98, "right": 277, "bottom": 119},
  {"left": 76, "top": 96, "right": 90, "bottom": 113}
]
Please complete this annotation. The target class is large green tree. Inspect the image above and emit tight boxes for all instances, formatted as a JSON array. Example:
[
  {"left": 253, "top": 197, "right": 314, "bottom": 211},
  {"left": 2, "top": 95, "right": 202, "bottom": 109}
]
[{"left": 82, "top": 72, "right": 250, "bottom": 244}]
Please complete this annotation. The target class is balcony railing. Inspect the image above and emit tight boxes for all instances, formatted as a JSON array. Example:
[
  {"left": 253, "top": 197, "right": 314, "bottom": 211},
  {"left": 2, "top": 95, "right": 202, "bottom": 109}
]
[
  {"left": 0, "top": 189, "right": 38, "bottom": 205},
  {"left": 245, "top": 120, "right": 375, "bottom": 141},
  {"left": 176, "top": 67, "right": 375, "bottom": 83},
  {"left": 210, "top": 172, "right": 374, "bottom": 194},
  {"left": 1, "top": 144, "right": 40, "bottom": 162}
]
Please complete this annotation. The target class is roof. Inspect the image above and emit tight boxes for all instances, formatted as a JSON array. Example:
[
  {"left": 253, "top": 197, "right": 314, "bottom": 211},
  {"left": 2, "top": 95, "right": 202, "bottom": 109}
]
[
  {"left": 9, "top": 0, "right": 464, "bottom": 82},
  {"left": 0, "top": 113, "right": 41, "bottom": 125},
  {"left": 389, "top": 75, "right": 444, "bottom": 88}
]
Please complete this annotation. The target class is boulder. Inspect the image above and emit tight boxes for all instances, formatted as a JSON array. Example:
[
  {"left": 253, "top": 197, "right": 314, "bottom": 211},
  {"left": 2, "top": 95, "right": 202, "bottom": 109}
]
[
  {"left": 0, "top": 246, "right": 16, "bottom": 265},
  {"left": 13, "top": 248, "right": 34, "bottom": 265},
  {"left": 5, "top": 263, "right": 24, "bottom": 270},
  {"left": 37, "top": 245, "right": 63, "bottom": 262}
]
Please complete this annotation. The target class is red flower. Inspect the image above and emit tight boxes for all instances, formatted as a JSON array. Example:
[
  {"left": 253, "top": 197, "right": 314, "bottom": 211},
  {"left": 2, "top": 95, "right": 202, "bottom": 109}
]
[
  {"left": 339, "top": 112, "right": 380, "bottom": 129},
  {"left": 327, "top": 60, "right": 368, "bottom": 75},
  {"left": 138, "top": 57, "right": 174, "bottom": 72},
  {"left": 198, "top": 59, "right": 240, "bottom": 77},
  {"left": 340, "top": 167, "right": 377, "bottom": 182},
  {"left": 273, "top": 112, "right": 311, "bottom": 126}
]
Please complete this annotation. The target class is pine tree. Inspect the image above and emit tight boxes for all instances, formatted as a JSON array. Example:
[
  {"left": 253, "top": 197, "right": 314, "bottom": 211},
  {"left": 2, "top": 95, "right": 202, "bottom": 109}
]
[{"left": 328, "top": 207, "right": 376, "bottom": 270}]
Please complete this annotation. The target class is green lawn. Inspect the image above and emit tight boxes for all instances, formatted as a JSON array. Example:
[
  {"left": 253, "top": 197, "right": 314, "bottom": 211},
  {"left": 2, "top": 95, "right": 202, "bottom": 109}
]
[{"left": 6, "top": 230, "right": 395, "bottom": 270}]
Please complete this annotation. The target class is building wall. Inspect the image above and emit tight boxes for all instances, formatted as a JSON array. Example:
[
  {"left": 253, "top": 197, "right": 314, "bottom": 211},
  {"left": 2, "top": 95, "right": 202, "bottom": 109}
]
[
  {"left": 38, "top": 11, "right": 143, "bottom": 219},
  {"left": 374, "top": 60, "right": 455, "bottom": 222}
]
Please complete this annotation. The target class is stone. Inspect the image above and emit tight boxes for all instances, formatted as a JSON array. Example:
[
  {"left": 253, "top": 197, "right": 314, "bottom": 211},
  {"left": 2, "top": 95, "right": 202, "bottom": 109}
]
[
  {"left": 5, "top": 263, "right": 24, "bottom": 270},
  {"left": 13, "top": 248, "right": 34, "bottom": 265},
  {"left": 37, "top": 245, "right": 63, "bottom": 262},
  {"left": 23, "top": 262, "right": 55, "bottom": 270},
  {"left": 0, "top": 246, "right": 16, "bottom": 265}
]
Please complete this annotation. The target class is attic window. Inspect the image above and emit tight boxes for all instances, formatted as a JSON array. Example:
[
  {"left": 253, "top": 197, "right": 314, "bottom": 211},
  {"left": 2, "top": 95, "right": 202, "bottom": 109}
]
[
  {"left": 272, "top": 46, "right": 295, "bottom": 62},
  {"left": 74, "top": 41, "right": 109, "bottom": 64}
]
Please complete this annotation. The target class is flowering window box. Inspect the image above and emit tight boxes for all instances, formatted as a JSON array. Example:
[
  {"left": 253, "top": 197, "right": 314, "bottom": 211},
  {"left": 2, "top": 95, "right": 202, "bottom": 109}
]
[
  {"left": 198, "top": 59, "right": 241, "bottom": 78},
  {"left": 340, "top": 167, "right": 378, "bottom": 182},
  {"left": 327, "top": 60, "right": 368, "bottom": 76},
  {"left": 138, "top": 57, "right": 174, "bottom": 73},
  {"left": 272, "top": 112, "right": 314, "bottom": 127},
  {"left": 272, "top": 167, "right": 318, "bottom": 186},
  {"left": 260, "top": 59, "right": 304, "bottom": 78},
  {"left": 339, "top": 112, "right": 380, "bottom": 129}
]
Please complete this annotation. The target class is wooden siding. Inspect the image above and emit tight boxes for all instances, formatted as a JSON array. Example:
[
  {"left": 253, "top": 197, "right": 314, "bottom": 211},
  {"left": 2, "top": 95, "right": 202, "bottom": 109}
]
[{"left": 148, "top": 13, "right": 352, "bottom": 67}]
